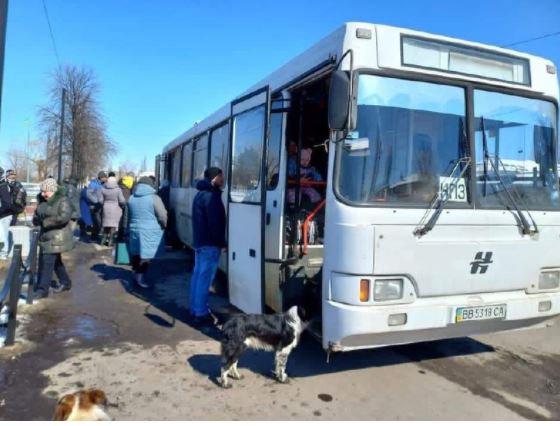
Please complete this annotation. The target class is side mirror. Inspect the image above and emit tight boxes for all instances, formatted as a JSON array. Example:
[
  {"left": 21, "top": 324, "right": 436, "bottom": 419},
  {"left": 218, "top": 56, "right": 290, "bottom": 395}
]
[
  {"left": 328, "top": 70, "right": 357, "bottom": 136},
  {"left": 328, "top": 70, "right": 350, "bottom": 131}
]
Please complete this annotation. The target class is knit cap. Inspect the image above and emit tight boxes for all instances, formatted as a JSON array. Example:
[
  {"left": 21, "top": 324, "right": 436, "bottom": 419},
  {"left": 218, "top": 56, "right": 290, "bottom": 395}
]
[
  {"left": 204, "top": 167, "right": 223, "bottom": 181},
  {"left": 121, "top": 175, "right": 134, "bottom": 189},
  {"left": 40, "top": 178, "right": 58, "bottom": 193}
]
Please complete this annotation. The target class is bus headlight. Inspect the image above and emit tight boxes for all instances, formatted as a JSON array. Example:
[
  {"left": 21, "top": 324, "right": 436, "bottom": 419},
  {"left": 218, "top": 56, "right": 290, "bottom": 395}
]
[
  {"left": 374, "top": 279, "right": 404, "bottom": 301},
  {"left": 539, "top": 270, "right": 560, "bottom": 291}
]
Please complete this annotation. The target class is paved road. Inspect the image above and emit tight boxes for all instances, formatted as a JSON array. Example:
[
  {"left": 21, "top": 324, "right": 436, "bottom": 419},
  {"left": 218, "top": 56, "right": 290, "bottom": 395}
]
[{"left": 0, "top": 241, "right": 558, "bottom": 420}]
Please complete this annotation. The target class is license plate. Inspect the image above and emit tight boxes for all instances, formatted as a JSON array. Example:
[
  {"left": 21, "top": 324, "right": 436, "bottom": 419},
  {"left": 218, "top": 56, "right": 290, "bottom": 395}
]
[{"left": 455, "top": 304, "right": 506, "bottom": 323}]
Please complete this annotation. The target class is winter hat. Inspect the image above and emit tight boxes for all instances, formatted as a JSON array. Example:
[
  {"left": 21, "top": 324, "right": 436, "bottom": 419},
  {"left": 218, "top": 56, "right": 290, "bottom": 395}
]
[
  {"left": 98, "top": 171, "right": 108, "bottom": 179},
  {"left": 40, "top": 178, "right": 58, "bottom": 193},
  {"left": 204, "top": 167, "right": 223, "bottom": 181},
  {"left": 121, "top": 175, "right": 134, "bottom": 189},
  {"left": 138, "top": 176, "right": 156, "bottom": 188}
]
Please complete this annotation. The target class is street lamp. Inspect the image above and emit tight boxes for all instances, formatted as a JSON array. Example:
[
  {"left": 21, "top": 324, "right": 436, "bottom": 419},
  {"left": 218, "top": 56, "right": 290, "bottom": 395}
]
[{"left": 24, "top": 118, "right": 30, "bottom": 182}]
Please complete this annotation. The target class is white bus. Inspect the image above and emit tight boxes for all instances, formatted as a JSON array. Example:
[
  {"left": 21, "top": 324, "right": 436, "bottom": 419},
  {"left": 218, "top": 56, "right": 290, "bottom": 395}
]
[{"left": 158, "top": 22, "right": 560, "bottom": 352}]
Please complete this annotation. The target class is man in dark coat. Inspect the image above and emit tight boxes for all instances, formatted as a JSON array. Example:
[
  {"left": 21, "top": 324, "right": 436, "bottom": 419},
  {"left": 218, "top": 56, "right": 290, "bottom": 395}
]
[
  {"left": 6, "top": 169, "right": 27, "bottom": 226},
  {"left": 189, "top": 167, "right": 226, "bottom": 326},
  {"left": 63, "top": 176, "right": 80, "bottom": 238},
  {"left": 0, "top": 167, "right": 14, "bottom": 259},
  {"left": 33, "top": 178, "right": 74, "bottom": 299}
]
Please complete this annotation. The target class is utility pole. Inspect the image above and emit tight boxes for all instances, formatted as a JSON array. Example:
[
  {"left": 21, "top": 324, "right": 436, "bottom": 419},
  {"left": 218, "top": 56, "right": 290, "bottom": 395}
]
[
  {"left": 0, "top": 0, "right": 9, "bottom": 129},
  {"left": 57, "top": 88, "right": 66, "bottom": 183},
  {"left": 26, "top": 120, "right": 30, "bottom": 182}
]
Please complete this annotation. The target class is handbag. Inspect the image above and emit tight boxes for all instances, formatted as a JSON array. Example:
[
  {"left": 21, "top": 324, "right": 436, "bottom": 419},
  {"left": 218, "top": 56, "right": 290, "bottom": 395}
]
[{"left": 114, "top": 241, "right": 130, "bottom": 265}]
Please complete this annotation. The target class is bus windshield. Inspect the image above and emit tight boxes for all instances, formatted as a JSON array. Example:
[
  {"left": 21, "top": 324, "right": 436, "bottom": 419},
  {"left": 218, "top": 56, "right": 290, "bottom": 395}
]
[
  {"left": 336, "top": 74, "right": 468, "bottom": 206},
  {"left": 335, "top": 74, "right": 559, "bottom": 209},
  {"left": 474, "top": 90, "right": 559, "bottom": 210}
]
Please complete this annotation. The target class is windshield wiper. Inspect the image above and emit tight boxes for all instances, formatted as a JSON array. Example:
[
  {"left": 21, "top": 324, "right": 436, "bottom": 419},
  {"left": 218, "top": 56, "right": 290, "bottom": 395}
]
[
  {"left": 414, "top": 156, "right": 471, "bottom": 237},
  {"left": 480, "top": 116, "right": 538, "bottom": 236}
]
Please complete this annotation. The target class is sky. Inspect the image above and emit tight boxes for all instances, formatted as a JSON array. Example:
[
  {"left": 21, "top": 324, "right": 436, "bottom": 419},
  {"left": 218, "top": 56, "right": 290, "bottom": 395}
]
[{"left": 1, "top": 0, "right": 559, "bottom": 174}]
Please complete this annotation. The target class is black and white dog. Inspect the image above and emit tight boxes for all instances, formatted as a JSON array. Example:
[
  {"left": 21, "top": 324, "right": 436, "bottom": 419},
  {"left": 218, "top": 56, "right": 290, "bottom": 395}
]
[{"left": 218, "top": 306, "right": 308, "bottom": 388}]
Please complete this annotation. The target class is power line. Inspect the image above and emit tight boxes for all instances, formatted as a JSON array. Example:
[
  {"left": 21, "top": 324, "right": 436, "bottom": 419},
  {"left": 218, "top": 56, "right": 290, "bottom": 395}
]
[
  {"left": 501, "top": 30, "right": 560, "bottom": 48},
  {"left": 41, "top": 0, "right": 61, "bottom": 67}
]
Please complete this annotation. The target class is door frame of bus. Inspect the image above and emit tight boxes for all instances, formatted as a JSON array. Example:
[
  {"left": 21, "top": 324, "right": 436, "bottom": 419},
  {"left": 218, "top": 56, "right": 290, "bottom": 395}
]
[{"left": 227, "top": 86, "right": 270, "bottom": 314}]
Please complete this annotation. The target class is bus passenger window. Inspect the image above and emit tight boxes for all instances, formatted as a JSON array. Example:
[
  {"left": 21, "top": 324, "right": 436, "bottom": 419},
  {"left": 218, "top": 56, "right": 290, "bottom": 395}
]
[
  {"left": 210, "top": 123, "right": 230, "bottom": 186},
  {"left": 267, "top": 113, "right": 283, "bottom": 190},
  {"left": 171, "top": 147, "right": 181, "bottom": 187},
  {"left": 192, "top": 134, "right": 209, "bottom": 186},
  {"left": 182, "top": 143, "right": 192, "bottom": 187}
]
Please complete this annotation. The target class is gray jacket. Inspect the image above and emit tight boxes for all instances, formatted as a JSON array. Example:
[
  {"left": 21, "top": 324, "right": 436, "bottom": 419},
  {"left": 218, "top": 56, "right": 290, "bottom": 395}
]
[{"left": 101, "top": 179, "right": 125, "bottom": 228}]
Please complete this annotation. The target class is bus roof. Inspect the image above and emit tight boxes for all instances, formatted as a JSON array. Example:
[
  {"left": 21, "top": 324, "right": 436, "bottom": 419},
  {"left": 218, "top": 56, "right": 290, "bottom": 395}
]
[{"left": 164, "top": 22, "right": 558, "bottom": 153}]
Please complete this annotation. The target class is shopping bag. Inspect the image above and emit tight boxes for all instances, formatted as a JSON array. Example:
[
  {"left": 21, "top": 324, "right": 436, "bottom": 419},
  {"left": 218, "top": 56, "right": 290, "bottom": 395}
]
[{"left": 114, "top": 241, "right": 130, "bottom": 265}]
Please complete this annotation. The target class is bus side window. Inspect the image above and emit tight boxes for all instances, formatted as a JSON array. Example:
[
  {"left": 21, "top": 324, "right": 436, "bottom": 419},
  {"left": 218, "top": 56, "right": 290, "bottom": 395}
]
[
  {"left": 192, "top": 134, "right": 209, "bottom": 187},
  {"left": 267, "top": 113, "right": 283, "bottom": 190},
  {"left": 171, "top": 147, "right": 181, "bottom": 187},
  {"left": 210, "top": 123, "right": 230, "bottom": 185},
  {"left": 182, "top": 143, "right": 192, "bottom": 188}
]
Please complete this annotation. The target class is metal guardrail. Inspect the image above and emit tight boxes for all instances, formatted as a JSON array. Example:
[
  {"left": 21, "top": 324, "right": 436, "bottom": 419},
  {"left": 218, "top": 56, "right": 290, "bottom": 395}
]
[
  {"left": 21, "top": 228, "right": 40, "bottom": 305},
  {"left": 0, "top": 227, "right": 40, "bottom": 347},
  {"left": 0, "top": 244, "right": 23, "bottom": 346}
]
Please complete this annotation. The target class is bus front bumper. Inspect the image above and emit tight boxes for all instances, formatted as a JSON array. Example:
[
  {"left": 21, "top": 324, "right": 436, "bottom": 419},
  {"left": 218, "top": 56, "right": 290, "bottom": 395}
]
[{"left": 322, "top": 290, "right": 560, "bottom": 351}]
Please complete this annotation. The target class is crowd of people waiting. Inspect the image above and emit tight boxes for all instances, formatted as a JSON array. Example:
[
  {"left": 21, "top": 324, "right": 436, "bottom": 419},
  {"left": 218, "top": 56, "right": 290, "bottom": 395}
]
[
  {"left": 0, "top": 168, "right": 170, "bottom": 299},
  {"left": 0, "top": 165, "right": 227, "bottom": 328}
]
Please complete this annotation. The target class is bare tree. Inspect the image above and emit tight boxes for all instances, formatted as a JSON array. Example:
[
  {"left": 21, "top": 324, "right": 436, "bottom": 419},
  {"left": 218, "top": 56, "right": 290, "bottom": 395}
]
[
  {"left": 2, "top": 138, "right": 52, "bottom": 182},
  {"left": 38, "top": 65, "right": 116, "bottom": 181},
  {"left": 4, "top": 147, "right": 26, "bottom": 172},
  {"left": 118, "top": 159, "right": 138, "bottom": 177}
]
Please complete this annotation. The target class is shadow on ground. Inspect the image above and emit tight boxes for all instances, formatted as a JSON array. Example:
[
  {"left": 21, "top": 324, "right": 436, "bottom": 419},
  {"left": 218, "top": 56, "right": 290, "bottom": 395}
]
[
  {"left": 188, "top": 333, "right": 494, "bottom": 383},
  {"left": 89, "top": 248, "right": 496, "bottom": 382},
  {"left": 89, "top": 249, "right": 227, "bottom": 341}
]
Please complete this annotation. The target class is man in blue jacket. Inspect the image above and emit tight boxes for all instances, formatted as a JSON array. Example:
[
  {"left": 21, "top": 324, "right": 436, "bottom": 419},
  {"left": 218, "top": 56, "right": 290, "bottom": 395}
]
[{"left": 190, "top": 167, "right": 226, "bottom": 326}]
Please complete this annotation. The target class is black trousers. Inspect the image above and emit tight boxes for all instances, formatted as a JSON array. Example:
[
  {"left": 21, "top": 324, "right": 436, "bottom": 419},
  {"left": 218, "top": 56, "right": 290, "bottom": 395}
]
[
  {"left": 91, "top": 207, "right": 102, "bottom": 239},
  {"left": 131, "top": 255, "right": 150, "bottom": 274},
  {"left": 37, "top": 251, "right": 72, "bottom": 294}
]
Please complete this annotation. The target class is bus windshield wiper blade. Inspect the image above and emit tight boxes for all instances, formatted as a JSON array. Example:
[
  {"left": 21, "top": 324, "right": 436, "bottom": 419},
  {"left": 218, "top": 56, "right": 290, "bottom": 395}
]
[
  {"left": 480, "top": 116, "right": 537, "bottom": 236},
  {"left": 414, "top": 157, "right": 471, "bottom": 237}
]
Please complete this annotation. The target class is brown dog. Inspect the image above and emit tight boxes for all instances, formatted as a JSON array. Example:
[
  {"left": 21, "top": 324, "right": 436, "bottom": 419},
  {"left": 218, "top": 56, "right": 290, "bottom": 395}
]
[{"left": 52, "top": 389, "right": 111, "bottom": 421}]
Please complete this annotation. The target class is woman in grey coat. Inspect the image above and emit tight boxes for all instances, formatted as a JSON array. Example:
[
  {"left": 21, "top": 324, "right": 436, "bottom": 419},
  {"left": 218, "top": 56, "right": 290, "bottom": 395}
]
[{"left": 100, "top": 176, "right": 125, "bottom": 246}]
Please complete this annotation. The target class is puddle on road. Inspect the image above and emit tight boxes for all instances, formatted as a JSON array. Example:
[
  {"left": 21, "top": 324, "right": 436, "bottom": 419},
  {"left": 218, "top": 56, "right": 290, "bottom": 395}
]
[
  {"left": 56, "top": 313, "right": 119, "bottom": 341},
  {"left": 27, "top": 311, "right": 119, "bottom": 345}
]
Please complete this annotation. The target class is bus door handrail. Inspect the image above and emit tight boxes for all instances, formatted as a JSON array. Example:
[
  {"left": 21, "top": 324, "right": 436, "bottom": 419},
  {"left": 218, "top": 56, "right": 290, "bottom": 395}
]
[{"left": 302, "top": 199, "right": 326, "bottom": 255}]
